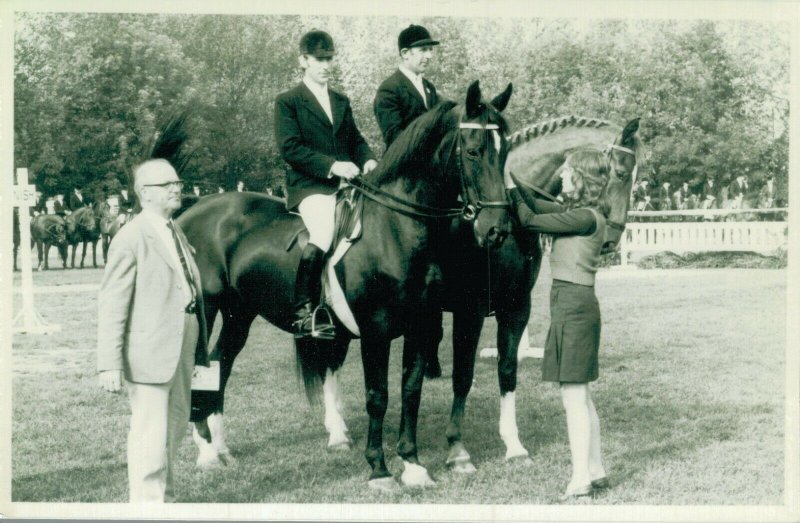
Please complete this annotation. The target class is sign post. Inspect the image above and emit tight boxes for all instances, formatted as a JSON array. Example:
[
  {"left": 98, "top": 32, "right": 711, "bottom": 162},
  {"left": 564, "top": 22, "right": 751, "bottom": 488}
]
[{"left": 12, "top": 168, "right": 60, "bottom": 334}]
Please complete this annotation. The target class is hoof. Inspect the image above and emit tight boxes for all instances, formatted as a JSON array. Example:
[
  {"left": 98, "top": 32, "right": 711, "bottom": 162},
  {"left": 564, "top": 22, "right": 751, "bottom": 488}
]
[
  {"left": 328, "top": 433, "right": 354, "bottom": 451},
  {"left": 448, "top": 459, "right": 477, "bottom": 474},
  {"left": 219, "top": 451, "right": 237, "bottom": 466},
  {"left": 368, "top": 476, "right": 401, "bottom": 493},
  {"left": 446, "top": 444, "right": 477, "bottom": 474},
  {"left": 196, "top": 454, "right": 222, "bottom": 470},
  {"left": 328, "top": 440, "right": 353, "bottom": 452},
  {"left": 506, "top": 454, "right": 534, "bottom": 467},
  {"left": 400, "top": 462, "right": 436, "bottom": 487},
  {"left": 424, "top": 361, "right": 442, "bottom": 379}
]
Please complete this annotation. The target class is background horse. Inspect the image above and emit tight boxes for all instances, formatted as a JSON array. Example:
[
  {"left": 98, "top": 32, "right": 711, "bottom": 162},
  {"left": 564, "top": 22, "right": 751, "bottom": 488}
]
[
  {"left": 432, "top": 116, "right": 643, "bottom": 473},
  {"left": 65, "top": 205, "right": 100, "bottom": 268},
  {"left": 179, "top": 81, "right": 513, "bottom": 491},
  {"left": 30, "top": 214, "right": 69, "bottom": 270}
]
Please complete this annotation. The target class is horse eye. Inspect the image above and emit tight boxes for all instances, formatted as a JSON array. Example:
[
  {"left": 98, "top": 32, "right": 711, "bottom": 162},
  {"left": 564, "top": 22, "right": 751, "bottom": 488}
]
[{"left": 466, "top": 148, "right": 480, "bottom": 158}]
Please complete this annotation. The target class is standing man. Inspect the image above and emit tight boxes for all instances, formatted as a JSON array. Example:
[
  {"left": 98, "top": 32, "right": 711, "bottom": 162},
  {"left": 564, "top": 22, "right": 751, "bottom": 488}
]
[
  {"left": 374, "top": 24, "right": 443, "bottom": 376},
  {"left": 758, "top": 174, "right": 776, "bottom": 209},
  {"left": 701, "top": 175, "right": 718, "bottom": 208},
  {"left": 633, "top": 179, "right": 650, "bottom": 211},
  {"left": 118, "top": 187, "right": 134, "bottom": 215},
  {"left": 657, "top": 181, "right": 672, "bottom": 211},
  {"left": 97, "top": 159, "right": 209, "bottom": 502},
  {"left": 275, "top": 29, "right": 377, "bottom": 339},
  {"left": 374, "top": 24, "right": 440, "bottom": 149},
  {"left": 69, "top": 185, "right": 90, "bottom": 211},
  {"left": 728, "top": 174, "right": 748, "bottom": 209}
]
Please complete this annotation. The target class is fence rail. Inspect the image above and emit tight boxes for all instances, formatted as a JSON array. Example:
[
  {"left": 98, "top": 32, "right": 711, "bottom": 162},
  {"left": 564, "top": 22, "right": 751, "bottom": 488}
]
[{"left": 619, "top": 209, "right": 788, "bottom": 266}]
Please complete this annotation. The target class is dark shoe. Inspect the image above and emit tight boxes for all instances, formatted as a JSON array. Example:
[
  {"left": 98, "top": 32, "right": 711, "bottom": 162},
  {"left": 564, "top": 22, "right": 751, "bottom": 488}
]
[
  {"left": 424, "top": 359, "right": 442, "bottom": 379},
  {"left": 559, "top": 483, "right": 594, "bottom": 502},
  {"left": 591, "top": 477, "right": 610, "bottom": 490}
]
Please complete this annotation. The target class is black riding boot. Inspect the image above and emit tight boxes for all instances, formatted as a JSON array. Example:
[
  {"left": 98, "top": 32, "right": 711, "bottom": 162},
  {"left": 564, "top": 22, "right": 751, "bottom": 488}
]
[{"left": 293, "top": 244, "right": 334, "bottom": 339}]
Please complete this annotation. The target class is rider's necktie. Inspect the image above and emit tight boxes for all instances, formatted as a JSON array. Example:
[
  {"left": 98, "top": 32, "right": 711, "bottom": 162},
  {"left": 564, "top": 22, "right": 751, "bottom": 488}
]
[{"left": 167, "top": 220, "right": 197, "bottom": 308}]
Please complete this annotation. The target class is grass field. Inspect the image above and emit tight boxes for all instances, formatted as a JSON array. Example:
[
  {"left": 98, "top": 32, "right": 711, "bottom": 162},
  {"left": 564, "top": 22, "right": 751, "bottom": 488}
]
[{"left": 10, "top": 261, "right": 787, "bottom": 505}]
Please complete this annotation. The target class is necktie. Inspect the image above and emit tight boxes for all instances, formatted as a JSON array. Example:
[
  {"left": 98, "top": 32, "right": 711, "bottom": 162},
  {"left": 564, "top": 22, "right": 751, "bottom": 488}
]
[{"left": 167, "top": 221, "right": 196, "bottom": 304}]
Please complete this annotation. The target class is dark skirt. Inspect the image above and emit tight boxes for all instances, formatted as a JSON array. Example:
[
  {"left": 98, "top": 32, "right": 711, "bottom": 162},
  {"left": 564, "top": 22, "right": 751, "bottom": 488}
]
[{"left": 542, "top": 279, "right": 601, "bottom": 383}]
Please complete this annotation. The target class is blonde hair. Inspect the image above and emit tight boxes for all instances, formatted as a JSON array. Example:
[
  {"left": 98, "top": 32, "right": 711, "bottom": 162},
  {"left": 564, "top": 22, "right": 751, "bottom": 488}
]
[{"left": 562, "top": 149, "right": 610, "bottom": 214}]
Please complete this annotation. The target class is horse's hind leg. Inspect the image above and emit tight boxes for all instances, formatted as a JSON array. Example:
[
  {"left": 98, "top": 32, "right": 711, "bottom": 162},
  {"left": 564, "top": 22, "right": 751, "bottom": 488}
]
[
  {"left": 445, "top": 308, "right": 485, "bottom": 474},
  {"left": 191, "top": 297, "right": 256, "bottom": 468},
  {"left": 323, "top": 337, "right": 353, "bottom": 450}
]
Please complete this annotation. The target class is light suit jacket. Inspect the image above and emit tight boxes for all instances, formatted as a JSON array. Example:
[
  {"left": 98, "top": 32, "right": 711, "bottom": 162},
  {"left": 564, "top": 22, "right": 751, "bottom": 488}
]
[{"left": 97, "top": 213, "right": 209, "bottom": 383}]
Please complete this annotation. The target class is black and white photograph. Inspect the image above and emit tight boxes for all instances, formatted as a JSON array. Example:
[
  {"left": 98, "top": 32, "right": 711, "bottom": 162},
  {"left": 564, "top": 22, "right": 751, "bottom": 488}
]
[{"left": 2, "top": 0, "right": 798, "bottom": 521}]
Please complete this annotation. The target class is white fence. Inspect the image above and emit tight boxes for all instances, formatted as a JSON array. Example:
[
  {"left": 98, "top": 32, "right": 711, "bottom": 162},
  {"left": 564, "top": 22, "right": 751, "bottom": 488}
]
[{"left": 619, "top": 209, "right": 788, "bottom": 267}]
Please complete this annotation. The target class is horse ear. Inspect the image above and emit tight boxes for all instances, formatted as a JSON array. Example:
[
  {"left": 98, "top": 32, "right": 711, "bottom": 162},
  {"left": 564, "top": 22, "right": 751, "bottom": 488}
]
[
  {"left": 621, "top": 117, "right": 640, "bottom": 147},
  {"left": 490, "top": 83, "right": 513, "bottom": 112},
  {"left": 466, "top": 80, "right": 482, "bottom": 118}
]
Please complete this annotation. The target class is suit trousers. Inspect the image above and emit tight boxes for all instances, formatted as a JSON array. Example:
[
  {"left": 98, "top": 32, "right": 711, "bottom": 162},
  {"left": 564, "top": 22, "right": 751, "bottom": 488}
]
[
  {"left": 298, "top": 193, "right": 337, "bottom": 252},
  {"left": 127, "top": 313, "right": 198, "bottom": 503}
]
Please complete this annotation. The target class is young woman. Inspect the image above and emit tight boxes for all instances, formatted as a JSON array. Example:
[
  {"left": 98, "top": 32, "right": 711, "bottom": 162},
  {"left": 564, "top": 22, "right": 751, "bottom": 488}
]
[{"left": 509, "top": 149, "right": 611, "bottom": 500}]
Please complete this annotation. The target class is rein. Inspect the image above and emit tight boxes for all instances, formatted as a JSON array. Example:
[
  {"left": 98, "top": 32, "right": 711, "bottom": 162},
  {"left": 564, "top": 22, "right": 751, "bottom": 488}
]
[{"left": 348, "top": 119, "right": 509, "bottom": 221}]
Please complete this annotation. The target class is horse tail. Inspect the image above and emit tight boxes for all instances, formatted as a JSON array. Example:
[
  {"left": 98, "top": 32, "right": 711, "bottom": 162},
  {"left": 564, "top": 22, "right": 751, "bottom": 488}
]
[
  {"left": 294, "top": 338, "right": 328, "bottom": 405},
  {"left": 148, "top": 111, "right": 193, "bottom": 175}
]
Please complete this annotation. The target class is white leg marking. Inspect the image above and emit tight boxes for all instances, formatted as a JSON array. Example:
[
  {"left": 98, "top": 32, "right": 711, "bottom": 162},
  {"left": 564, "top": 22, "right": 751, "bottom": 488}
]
[
  {"left": 400, "top": 461, "right": 436, "bottom": 487},
  {"left": 192, "top": 425, "right": 221, "bottom": 469},
  {"left": 499, "top": 392, "right": 529, "bottom": 460},
  {"left": 208, "top": 413, "right": 235, "bottom": 463},
  {"left": 323, "top": 369, "right": 351, "bottom": 448}
]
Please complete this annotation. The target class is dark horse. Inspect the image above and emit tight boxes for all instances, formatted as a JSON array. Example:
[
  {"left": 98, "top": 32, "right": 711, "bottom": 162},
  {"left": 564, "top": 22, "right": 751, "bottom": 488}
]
[
  {"left": 179, "top": 81, "right": 513, "bottom": 490},
  {"left": 433, "top": 116, "right": 644, "bottom": 473},
  {"left": 99, "top": 204, "right": 132, "bottom": 265},
  {"left": 30, "top": 214, "right": 69, "bottom": 270},
  {"left": 65, "top": 206, "right": 101, "bottom": 268}
]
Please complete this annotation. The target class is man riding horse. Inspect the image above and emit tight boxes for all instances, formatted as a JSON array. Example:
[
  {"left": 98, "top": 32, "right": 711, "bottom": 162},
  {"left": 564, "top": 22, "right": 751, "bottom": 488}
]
[{"left": 275, "top": 29, "right": 378, "bottom": 340}]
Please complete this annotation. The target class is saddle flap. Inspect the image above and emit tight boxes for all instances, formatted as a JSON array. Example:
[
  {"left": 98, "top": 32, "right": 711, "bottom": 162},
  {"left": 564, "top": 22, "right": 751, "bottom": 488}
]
[{"left": 333, "top": 186, "right": 364, "bottom": 246}]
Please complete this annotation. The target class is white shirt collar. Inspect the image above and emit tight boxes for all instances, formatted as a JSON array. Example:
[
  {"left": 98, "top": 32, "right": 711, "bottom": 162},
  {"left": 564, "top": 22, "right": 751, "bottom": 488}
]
[
  {"left": 302, "top": 77, "right": 333, "bottom": 123},
  {"left": 400, "top": 64, "right": 423, "bottom": 81},
  {"left": 303, "top": 77, "right": 328, "bottom": 98},
  {"left": 141, "top": 208, "right": 171, "bottom": 228}
]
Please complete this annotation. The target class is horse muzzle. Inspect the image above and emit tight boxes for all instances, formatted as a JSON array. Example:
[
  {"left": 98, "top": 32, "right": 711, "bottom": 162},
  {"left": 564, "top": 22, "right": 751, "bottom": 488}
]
[{"left": 474, "top": 210, "right": 511, "bottom": 249}]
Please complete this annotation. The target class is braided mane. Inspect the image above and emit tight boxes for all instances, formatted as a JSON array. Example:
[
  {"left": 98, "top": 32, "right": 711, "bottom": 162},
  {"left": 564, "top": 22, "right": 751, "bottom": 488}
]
[{"left": 508, "top": 116, "right": 618, "bottom": 149}]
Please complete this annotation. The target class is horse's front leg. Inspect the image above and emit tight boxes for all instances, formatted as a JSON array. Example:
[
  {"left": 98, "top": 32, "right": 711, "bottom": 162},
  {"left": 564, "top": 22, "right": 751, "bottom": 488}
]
[
  {"left": 70, "top": 242, "right": 76, "bottom": 268},
  {"left": 445, "top": 306, "right": 486, "bottom": 474},
  {"left": 397, "top": 327, "right": 435, "bottom": 487},
  {"left": 360, "top": 336, "right": 398, "bottom": 492},
  {"left": 44, "top": 243, "right": 51, "bottom": 270},
  {"left": 92, "top": 239, "right": 98, "bottom": 267},
  {"left": 495, "top": 304, "right": 533, "bottom": 463}
]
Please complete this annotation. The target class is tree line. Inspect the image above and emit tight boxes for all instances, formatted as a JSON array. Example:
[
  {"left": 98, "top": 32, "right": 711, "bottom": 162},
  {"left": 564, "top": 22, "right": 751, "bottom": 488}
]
[{"left": 14, "top": 13, "right": 789, "bottom": 205}]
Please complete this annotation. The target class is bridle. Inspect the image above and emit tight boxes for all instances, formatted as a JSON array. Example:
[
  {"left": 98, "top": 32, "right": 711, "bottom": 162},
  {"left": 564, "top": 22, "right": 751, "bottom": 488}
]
[
  {"left": 452, "top": 120, "right": 510, "bottom": 221},
  {"left": 603, "top": 143, "right": 638, "bottom": 232},
  {"left": 348, "top": 113, "right": 509, "bottom": 221}
]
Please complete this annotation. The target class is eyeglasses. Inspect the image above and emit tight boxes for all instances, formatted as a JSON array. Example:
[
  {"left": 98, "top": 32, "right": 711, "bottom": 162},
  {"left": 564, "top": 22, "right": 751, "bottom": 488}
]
[{"left": 143, "top": 181, "right": 184, "bottom": 190}]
